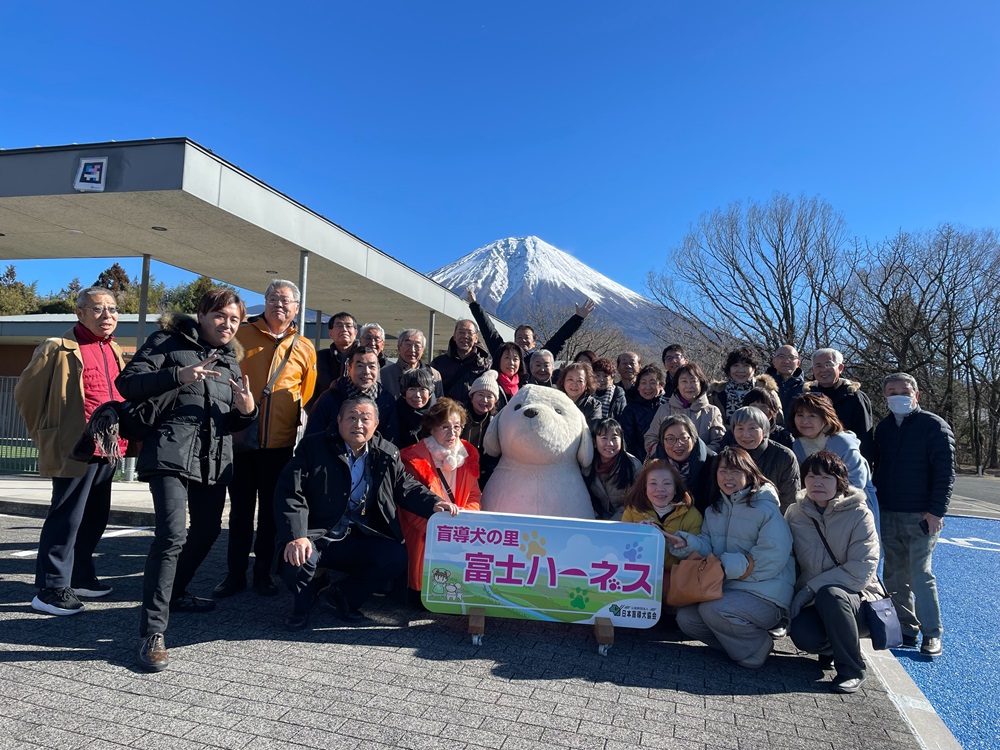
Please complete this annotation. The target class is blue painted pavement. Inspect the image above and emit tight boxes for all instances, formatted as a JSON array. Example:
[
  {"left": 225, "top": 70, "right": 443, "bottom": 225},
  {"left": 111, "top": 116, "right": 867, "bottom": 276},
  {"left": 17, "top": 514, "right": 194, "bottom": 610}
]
[{"left": 891, "top": 516, "right": 1000, "bottom": 750}]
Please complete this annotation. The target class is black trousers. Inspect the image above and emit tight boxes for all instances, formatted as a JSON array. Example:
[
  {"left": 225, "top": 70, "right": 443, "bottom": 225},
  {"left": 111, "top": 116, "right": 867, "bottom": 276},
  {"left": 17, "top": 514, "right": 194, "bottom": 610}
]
[
  {"left": 36, "top": 460, "right": 115, "bottom": 590},
  {"left": 790, "top": 584, "right": 868, "bottom": 680},
  {"left": 226, "top": 447, "right": 293, "bottom": 579},
  {"left": 140, "top": 474, "right": 226, "bottom": 637},
  {"left": 278, "top": 531, "right": 407, "bottom": 611}
]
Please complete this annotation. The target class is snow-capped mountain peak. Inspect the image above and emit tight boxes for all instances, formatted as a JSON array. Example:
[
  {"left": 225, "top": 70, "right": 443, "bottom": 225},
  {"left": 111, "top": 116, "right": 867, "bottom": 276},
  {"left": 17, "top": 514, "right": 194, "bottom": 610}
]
[{"left": 429, "top": 236, "right": 651, "bottom": 320}]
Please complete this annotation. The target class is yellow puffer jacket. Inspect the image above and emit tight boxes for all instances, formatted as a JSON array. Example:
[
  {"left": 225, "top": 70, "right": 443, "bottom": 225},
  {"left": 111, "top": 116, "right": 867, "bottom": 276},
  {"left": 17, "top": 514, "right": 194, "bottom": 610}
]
[
  {"left": 235, "top": 317, "right": 317, "bottom": 449},
  {"left": 622, "top": 497, "right": 703, "bottom": 568}
]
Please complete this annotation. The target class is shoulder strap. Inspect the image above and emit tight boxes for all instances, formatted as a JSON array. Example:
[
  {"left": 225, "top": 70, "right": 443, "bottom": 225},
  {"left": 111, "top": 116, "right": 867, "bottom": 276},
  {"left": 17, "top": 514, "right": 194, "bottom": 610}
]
[
  {"left": 434, "top": 466, "right": 457, "bottom": 504},
  {"left": 809, "top": 516, "right": 841, "bottom": 566},
  {"left": 261, "top": 332, "right": 300, "bottom": 399}
]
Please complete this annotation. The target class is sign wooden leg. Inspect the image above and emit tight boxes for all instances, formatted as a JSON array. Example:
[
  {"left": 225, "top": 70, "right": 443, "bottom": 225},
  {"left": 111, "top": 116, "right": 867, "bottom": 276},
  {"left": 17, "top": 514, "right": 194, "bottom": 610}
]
[
  {"left": 594, "top": 617, "right": 614, "bottom": 656},
  {"left": 469, "top": 607, "right": 486, "bottom": 646}
]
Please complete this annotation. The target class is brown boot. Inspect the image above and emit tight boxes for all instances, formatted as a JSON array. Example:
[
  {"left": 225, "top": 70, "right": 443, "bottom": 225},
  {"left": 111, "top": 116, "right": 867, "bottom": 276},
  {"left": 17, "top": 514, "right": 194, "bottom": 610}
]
[{"left": 137, "top": 633, "right": 169, "bottom": 672}]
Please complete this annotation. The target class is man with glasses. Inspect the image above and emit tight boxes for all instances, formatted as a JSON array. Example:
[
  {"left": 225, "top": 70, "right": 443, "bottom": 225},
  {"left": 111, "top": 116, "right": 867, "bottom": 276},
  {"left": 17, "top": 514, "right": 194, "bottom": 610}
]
[
  {"left": 380, "top": 329, "right": 443, "bottom": 399},
  {"left": 358, "top": 323, "right": 389, "bottom": 374},
  {"left": 309, "top": 312, "right": 358, "bottom": 411},
  {"left": 15, "top": 287, "right": 127, "bottom": 615},
  {"left": 804, "top": 348, "right": 875, "bottom": 463},
  {"left": 767, "top": 345, "right": 805, "bottom": 419},
  {"left": 216, "top": 279, "right": 317, "bottom": 598},
  {"left": 661, "top": 344, "right": 687, "bottom": 399}
]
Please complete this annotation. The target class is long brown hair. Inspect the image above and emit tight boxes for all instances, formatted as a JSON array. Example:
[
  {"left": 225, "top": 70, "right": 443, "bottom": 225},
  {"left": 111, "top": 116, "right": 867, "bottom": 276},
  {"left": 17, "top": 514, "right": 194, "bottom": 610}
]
[{"left": 624, "top": 459, "right": 692, "bottom": 513}]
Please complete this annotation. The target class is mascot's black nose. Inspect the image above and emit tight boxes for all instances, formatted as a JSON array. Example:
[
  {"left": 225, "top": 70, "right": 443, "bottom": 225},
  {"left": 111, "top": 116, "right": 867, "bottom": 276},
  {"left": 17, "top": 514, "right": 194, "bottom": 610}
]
[{"left": 523, "top": 408, "right": 538, "bottom": 418}]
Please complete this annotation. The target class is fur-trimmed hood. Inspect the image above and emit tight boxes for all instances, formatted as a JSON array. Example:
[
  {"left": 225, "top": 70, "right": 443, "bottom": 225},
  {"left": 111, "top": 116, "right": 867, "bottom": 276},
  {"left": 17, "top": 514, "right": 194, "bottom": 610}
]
[
  {"left": 802, "top": 377, "right": 862, "bottom": 394},
  {"left": 707, "top": 373, "right": 778, "bottom": 394},
  {"left": 157, "top": 311, "right": 245, "bottom": 362}
]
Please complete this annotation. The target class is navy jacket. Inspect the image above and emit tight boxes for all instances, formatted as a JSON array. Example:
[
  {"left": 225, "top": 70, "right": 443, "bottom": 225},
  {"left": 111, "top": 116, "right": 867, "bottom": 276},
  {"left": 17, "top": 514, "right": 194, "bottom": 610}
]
[{"left": 873, "top": 407, "right": 955, "bottom": 518}]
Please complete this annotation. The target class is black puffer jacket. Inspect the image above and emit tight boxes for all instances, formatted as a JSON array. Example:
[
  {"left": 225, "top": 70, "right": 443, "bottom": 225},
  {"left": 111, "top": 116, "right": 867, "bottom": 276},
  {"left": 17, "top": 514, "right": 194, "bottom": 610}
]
[
  {"left": 431, "top": 339, "right": 492, "bottom": 403},
  {"left": 116, "top": 313, "right": 256, "bottom": 485},
  {"left": 873, "top": 407, "right": 955, "bottom": 517}
]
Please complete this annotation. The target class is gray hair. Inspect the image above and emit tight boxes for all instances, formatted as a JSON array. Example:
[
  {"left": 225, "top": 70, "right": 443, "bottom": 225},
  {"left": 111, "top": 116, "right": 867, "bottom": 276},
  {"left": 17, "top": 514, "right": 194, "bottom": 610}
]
[
  {"left": 730, "top": 406, "right": 771, "bottom": 432},
  {"left": 265, "top": 279, "right": 301, "bottom": 302},
  {"left": 77, "top": 286, "right": 116, "bottom": 308},
  {"left": 533, "top": 349, "right": 554, "bottom": 363},
  {"left": 397, "top": 328, "right": 426, "bottom": 346},
  {"left": 359, "top": 323, "right": 385, "bottom": 340},
  {"left": 882, "top": 372, "right": 918, "bottom": 393},
  {"left": 338, "top": 396, "right": 380, "bottom": 421},
  {"left": 811, "top": 347, "right": 843, "bottom": 366},
  {"left": 454, "top": 318, "right": 479, "bottom": 335}
]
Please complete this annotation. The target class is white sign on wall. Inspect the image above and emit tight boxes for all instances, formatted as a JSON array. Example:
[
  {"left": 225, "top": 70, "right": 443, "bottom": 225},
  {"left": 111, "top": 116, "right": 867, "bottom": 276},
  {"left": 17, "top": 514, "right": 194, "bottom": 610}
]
[{"left": 74, "top": 157, "right": 109, "bottom": 192}]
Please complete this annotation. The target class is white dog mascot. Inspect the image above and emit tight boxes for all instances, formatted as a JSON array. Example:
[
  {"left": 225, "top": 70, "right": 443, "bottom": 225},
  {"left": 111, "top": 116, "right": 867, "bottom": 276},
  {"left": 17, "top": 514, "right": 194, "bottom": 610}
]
[{"left": 481, "top": 385, "right": 595, "bottom": 519}]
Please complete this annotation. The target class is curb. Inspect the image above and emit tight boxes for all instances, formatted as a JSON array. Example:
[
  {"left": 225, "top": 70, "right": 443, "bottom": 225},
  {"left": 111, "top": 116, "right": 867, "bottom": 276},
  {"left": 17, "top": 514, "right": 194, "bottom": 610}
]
[
  {"left": 0, "top": 499, "right": 155, "bottom": 527},
  {"left": 863, "top": 641, "right": 962, "bottom": 750}
]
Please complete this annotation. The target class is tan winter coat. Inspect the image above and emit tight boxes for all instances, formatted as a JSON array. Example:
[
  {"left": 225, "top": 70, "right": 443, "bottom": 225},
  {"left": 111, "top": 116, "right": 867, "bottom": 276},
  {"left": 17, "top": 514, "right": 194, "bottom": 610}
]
[
  {"left": 643, "top": 393, "right": 725, "bottom": 456},
  {"left": 784, "top": 487, "right": 882, "bottom": 600},
  {"left": 14, "top": 328, "right": 126, "bottom": 478}
]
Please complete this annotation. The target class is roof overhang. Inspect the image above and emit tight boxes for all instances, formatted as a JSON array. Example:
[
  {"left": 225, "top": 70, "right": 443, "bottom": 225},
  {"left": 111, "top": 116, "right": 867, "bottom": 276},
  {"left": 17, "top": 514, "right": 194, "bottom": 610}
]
[{"left": 0, "top": 138, "right": 511, "bottom": 352}]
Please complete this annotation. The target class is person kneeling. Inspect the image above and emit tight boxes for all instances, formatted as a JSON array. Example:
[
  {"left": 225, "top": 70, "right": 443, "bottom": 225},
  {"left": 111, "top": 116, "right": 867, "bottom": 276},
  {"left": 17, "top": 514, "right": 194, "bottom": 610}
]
[
  {"left": 274, "top": 397, "right": 459, "bottom": 630},
  {"left": 785, "top": 451, "right": 881, "bottom": 693}
]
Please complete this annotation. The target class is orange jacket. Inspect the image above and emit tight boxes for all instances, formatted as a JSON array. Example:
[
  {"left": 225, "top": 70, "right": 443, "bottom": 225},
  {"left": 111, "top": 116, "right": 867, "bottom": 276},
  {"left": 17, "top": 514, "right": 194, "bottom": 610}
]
[{"left": 235, "top": 317, "right": 317, "bottom": 449}]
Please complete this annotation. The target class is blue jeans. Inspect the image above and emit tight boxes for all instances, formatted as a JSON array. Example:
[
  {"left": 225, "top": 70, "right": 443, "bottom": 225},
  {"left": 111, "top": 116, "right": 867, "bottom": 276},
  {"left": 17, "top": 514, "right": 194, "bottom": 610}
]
[{"left": 880, "top": 511, "right": 942, "bottom": 638}]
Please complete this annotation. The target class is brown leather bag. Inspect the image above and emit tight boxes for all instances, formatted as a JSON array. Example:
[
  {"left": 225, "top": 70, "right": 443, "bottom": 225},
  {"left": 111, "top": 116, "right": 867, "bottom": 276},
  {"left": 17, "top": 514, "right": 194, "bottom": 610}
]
[{"left": 666, "top": 553, "right": 724, "bottom": 607}]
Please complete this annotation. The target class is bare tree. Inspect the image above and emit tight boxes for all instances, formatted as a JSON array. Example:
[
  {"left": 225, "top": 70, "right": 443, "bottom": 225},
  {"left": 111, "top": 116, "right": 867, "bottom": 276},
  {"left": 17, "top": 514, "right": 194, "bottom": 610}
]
[{"left": 647, "top": 192, "right": 848, "bottom": 354}]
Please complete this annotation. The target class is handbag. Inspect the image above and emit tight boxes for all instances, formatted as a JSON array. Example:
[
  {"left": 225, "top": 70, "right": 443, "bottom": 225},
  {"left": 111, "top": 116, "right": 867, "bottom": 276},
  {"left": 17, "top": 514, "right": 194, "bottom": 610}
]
[
  {"left": 232, "top": 331, "right": 300, "bottom": 453},
  {"left": 809, "top": 517, "right": 902, "bottom": 650},
  {"left": 666, "top": 553, "right": 724, "bottom": 607}
]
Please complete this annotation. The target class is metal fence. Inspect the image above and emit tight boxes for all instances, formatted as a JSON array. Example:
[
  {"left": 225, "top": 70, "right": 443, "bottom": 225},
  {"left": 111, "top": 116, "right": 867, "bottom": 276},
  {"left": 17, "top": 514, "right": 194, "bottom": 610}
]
[{"left": 0, "top": 376, "right": 37, "bottom": 475}]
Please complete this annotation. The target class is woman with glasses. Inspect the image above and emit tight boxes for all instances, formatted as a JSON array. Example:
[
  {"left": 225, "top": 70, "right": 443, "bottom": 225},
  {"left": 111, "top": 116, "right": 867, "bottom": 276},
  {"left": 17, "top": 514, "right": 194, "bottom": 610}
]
[
  {"left": 664, "top": 445, "right": 795, "bottom": 669},
  {"left": 785, "top": 451, "right": 881, "bottom": 693},
  {"left": 643, "top": 362, "right": 725, "bottom": 456},
  {"left": 400, "top": 398, "right": 481, "bottom": 602},
  {"left": 648, "top": 415, "right": 717, "bottom": 512}
]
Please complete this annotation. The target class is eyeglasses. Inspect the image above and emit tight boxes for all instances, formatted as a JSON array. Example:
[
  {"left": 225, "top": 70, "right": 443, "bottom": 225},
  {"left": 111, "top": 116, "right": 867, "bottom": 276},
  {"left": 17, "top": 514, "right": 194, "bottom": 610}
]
[
  {"left": 363, "top": 336, "right": 384, "bottom": 344},
  {"left": 85, "top": 306, "right": 119, "bottom": 315},
  {"left": 331, "top": 322, "right": 355, "bottom": 330},
  {"left": 774, "top": 353, "right": 799, "bottom": 360},
  {"left": 663, "top": 435, "right": 692, "bottom": 446},
  {"left": 663, "top": 354, "right": 684, "bottom": 362},
  {"left": 266, "top": 297, "right": 297, "bottom": 307},
  {"left": 400, "top": 340, "right": 423, "bottom": 349}
]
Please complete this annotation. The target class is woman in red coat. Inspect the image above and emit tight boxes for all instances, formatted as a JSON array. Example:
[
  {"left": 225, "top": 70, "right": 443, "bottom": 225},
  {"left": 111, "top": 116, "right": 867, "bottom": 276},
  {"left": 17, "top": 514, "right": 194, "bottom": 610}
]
[{"left": 400, "top": 397, "right": 482, "bottom": 598}]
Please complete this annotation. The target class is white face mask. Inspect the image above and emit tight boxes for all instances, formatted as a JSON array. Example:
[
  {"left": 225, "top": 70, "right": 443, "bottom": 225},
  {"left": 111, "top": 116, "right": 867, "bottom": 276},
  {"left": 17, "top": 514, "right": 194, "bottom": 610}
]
[{"left": 887, "top": 394, "right": 915, "bottom": 416}]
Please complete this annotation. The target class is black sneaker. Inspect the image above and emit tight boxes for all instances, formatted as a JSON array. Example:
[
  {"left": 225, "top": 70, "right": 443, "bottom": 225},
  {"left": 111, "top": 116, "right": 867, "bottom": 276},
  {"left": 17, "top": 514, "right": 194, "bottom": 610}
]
[
  {"left": 72, "top": 579, "right": 113, "bottom": 598},
  {"left": 169, "top": 592, "right": 217, "bottom": 613},
  {"left": 31, "top": 587, "right": 85, "bottom": 616}
]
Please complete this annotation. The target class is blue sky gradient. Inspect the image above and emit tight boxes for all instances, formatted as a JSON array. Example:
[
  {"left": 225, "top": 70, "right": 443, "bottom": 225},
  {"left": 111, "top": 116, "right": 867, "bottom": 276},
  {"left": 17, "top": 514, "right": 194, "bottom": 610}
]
[{"left": 2, "top": 2, "right": 998, "bottom": 303}]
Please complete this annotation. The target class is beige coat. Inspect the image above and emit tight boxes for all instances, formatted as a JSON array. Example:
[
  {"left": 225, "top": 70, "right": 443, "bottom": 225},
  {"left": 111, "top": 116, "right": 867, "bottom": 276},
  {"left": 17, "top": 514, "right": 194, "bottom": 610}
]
[
  {"left": 643, "top": 393, "right": 725, "bottom": 456},
  {"left": 14, "top": 328, "right": 126, "bottom": 478},
  {"left": 784, "top": 487, "right": 882, "bottom": 599}
]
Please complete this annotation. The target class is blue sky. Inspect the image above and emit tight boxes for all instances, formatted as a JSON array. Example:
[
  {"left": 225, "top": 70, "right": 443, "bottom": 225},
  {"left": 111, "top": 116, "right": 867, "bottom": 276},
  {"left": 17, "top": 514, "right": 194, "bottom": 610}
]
[{"left": 3, "top": 1, "right": 998, "bottom": 305}]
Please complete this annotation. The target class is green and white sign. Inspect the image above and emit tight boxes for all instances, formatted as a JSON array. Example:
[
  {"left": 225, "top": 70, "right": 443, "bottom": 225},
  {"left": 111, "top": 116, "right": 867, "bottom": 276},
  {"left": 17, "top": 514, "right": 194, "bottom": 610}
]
[{"left": 422, "top": 511, "right": 664, "bottom": 627}]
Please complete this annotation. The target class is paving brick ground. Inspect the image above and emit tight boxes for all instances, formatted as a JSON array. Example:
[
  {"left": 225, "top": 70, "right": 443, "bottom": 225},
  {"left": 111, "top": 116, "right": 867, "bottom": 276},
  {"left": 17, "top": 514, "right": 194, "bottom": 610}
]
[{"left": 0, "top": 514, "right": 920, "bottom": 750}]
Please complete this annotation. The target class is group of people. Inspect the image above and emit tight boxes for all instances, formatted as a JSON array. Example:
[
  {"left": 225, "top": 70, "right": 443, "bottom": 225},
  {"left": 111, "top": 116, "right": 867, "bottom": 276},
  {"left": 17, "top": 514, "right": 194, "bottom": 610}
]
[{"left": 15, "top": 282, "right": 955, "bottom": 689}]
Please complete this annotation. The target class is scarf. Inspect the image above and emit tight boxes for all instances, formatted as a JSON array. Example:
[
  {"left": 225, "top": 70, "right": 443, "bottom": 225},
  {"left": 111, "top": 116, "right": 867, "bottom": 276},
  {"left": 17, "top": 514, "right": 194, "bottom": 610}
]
[
  {"left": 423, "top": 436, "right": 468, "bottom": 471},
  {"left": 342, "top": 376, "right": 378, "bottom": 402},
  {"left": 497, "top": 372, "right": 519, "bottom": 397},
  {"left": 797, "top": 433, "right": 830, "bottom": 457},
  {"left": 723, "top": 379, "right": 753, "bottom": 420}
]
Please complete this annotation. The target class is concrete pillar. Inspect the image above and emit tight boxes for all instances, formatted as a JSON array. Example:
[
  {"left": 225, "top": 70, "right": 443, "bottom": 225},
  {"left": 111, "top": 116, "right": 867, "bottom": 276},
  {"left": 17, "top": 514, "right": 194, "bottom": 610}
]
[
  {"left": 427, "top": 310, "right": 436, "bottom": 363},
  {"left": 136, "top": 254, "right": 151, "bottom": 347},
  {"left": 298, "top": 250, "right": 309, "bottom": 332}
]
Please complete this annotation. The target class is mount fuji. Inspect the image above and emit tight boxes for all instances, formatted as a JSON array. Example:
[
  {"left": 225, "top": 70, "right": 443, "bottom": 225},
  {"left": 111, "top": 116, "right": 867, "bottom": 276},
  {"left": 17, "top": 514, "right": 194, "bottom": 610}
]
[{"left": 428, "top": 236, "right": 666, "bottom": 345}]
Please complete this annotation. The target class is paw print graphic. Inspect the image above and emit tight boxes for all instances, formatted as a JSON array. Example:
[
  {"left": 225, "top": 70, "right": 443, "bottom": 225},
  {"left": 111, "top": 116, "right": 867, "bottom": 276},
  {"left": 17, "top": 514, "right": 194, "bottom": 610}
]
[
  {"left": 519, "top": 530, "right": 547, "bottom": 559},
  {"left": 623, "top": 542, "right": 643, "bottom": 562},
  {"left": 569, "top": 587, "right": 590, "bottom": 610}
]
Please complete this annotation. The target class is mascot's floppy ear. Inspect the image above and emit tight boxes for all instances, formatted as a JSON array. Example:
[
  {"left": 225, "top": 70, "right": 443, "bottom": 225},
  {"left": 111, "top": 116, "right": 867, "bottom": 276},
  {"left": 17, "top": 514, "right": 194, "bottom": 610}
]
[
  {"left": 483, "top": 409, "right": 502, "bottom": 458},
  {"left": 576, "top": 411, "right": 594, "bottom": 469}
]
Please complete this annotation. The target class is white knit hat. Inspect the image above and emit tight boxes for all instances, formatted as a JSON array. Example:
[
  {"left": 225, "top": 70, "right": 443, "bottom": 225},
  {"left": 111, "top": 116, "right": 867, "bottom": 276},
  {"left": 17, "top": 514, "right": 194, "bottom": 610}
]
[{"left": 469, "top": 370, "right": 500, "bottom": 398}]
